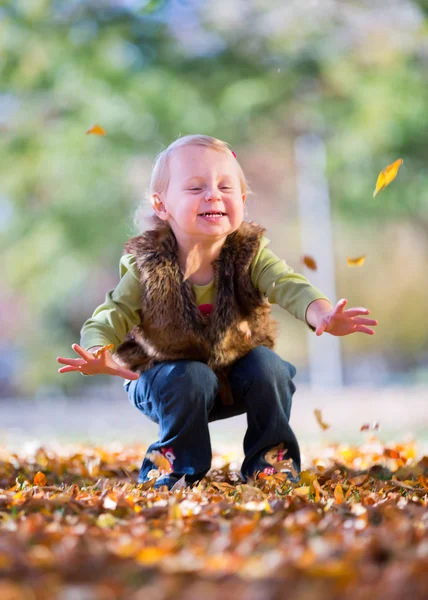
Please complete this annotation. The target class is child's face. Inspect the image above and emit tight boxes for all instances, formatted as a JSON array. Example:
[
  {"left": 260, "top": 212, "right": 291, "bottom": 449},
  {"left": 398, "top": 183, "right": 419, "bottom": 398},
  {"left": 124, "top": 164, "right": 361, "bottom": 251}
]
[{"left": 153, "top": 145, "right": 246, "bottom": 242}]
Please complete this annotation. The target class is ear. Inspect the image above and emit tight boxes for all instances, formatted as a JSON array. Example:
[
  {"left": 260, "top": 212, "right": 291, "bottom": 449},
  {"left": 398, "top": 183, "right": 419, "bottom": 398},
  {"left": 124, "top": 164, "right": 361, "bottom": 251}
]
[
  {"left": 241, "top": 192, "right": 246, "bottom": 204},
  {"left": 151, "top": 193, "right": 170, "bottom": 221}
]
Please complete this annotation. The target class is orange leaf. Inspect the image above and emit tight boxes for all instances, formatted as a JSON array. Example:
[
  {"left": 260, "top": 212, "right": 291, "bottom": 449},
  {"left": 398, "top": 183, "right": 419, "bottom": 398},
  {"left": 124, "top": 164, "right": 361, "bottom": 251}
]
[
  {"left": 334, "top": 483, "right": 344, "bottom": 504},
  {"left": 418, "top": 475, "right": 428, "bottom": 491},
  {"left": 373, "top": 158, "right": 403, "bottom": 197},
  {"left": 86, "top": 124, "right": 106, "bottom": 136},
  {"left": 303, "top": 255, "right": 317, "bottom": 271},
  {"left": 347, "top": 255, "right": 366, "bottom": 267},
  {"left": 384, "top": 448, "right": 401, "bottom": 459},
  {"left": 314, "top": 408, "right": 330, "bottom": 431},
  {"left": 33, "top": 472, "right": 47, "bottom": 487},
  {"left": 145, "top": 451, "right": 172, "bottom": 474},
  {"left": 93, "top": 344, "right": 114, "bottom": 358}
]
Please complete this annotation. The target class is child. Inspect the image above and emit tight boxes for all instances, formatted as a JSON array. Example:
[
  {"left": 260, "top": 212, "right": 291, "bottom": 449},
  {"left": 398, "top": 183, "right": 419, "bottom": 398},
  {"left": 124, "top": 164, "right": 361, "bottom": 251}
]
[{"left": 57, "top": 134, "right": 378, "bottom": 490}]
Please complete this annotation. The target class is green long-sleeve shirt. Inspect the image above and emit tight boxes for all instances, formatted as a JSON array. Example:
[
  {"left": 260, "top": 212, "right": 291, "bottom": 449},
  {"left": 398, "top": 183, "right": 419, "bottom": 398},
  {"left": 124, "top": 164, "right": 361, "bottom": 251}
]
[{"left": 80, "top": 236, "right": 330, "bottom": 353}]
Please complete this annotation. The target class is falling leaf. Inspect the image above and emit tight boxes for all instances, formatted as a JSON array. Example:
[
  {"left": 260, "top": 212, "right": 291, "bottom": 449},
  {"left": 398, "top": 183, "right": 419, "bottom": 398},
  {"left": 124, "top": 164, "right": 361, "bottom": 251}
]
[
  {"left": 360, "top": 422, "right": 380, "bottom": 432},
  {"left": 33, "top": 472, "right": 47, "bottom": 487},
  {"left": 373, "top": 158, "right": 403, "bottom": 197},
  {"left": 303, "top": 255, "right": 317, "bottom": 271},
  {"left": 347, "top": 255, "right": 366, "bottom": 267},
  {"left": 86, "top": 124, "right": 106, "bottom": 136},
  {"left": 183, "top": 243, "right": 203, "bottom": 281},
  {"left": 145, "top": 451, "right": 172, "bottom": 474},
  {"left": 93, "top": 344, "right": 114, "bottom": 359},
  {"left": 314, "top": 408, "right": 330, "bottom": 430}
]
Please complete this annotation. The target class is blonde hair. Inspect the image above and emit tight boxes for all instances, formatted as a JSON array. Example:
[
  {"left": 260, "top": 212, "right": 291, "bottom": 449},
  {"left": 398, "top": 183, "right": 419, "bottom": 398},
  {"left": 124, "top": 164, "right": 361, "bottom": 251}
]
[{"left": 132, "top": 134, "right": 252, "bottom": 232}]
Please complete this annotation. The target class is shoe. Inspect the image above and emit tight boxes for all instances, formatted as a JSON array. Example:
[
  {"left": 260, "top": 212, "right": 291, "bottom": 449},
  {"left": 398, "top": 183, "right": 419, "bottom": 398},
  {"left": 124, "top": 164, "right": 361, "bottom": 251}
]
[{"left": 260, "top": 443, "right": 300, "bottom": 483}]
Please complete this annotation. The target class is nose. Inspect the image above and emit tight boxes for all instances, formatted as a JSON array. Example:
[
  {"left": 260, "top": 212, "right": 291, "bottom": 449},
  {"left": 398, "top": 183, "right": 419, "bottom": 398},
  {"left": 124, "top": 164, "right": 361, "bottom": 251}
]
[{"left": 204, "top": 187, "right": 222, "bottom": 201}]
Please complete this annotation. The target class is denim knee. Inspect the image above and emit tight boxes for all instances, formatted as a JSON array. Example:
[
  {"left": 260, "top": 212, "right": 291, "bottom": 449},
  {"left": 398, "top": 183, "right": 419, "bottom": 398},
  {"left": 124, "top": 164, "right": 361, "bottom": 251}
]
[
  {"left": 239, "top": 346, "right": 297, "bottom": 382},
  {"left": 156, "top": 361, "right": 218, "bottom": 406}
]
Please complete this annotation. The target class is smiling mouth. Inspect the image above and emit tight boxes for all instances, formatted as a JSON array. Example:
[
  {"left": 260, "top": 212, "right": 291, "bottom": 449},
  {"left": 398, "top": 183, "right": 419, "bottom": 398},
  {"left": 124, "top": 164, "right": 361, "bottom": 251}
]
[{"left": 198, "top": 212, "right": 227, "bottom": 217}]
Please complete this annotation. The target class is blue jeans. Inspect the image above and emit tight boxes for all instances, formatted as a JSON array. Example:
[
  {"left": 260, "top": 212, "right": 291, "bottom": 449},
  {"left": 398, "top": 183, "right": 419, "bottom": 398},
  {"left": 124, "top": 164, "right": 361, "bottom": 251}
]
[{"left": 124, "top": 346, "right": 300, "bottom": 485}]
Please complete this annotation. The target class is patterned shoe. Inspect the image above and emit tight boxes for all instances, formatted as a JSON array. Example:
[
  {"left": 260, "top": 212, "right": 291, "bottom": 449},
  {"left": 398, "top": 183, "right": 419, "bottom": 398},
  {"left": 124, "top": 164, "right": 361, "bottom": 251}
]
[{"left": 263, "top": 443, "right": 300, "bottom": 482}]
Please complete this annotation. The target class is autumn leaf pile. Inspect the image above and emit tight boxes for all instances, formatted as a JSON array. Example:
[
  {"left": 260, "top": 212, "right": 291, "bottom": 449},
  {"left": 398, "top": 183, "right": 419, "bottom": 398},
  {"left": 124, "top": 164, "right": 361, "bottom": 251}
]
[{"left": 0, "top": 437, "right": 426, "bottom": 600}]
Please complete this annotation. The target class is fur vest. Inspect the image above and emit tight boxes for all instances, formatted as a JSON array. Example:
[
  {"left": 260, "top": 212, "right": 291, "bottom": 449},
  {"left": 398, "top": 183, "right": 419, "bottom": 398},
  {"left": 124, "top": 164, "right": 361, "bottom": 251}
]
[{"left": 114, "top": 216, "right": 278, "bottom": 405}]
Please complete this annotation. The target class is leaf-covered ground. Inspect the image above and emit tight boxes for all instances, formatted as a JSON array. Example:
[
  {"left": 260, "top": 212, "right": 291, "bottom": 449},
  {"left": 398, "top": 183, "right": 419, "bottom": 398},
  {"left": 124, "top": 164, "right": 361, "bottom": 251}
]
[{"left": 0, "top": 438, "right": 427, "bottom": 600}]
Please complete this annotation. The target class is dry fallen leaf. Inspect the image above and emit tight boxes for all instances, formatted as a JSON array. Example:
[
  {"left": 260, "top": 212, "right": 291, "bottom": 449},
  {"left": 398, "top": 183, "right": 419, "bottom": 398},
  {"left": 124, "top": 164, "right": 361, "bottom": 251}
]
[
  {"left": 33, "top": 472, "right": 47, "bottom": 487},
  {"left": 334, "top": 483, "right": 344, "bottom": 504},
  {"left": 314, "top": 408, "right": 330, "bottom": 431},
  {"left": 0, "top": 439, "right": 427, "bottom": 598},
  {"left": 347, "top": 255, "right": 366, "bottom": 267},
  {"left": 86, "top": 124, "right": 106, "bottom": 136},
  {"left": 303, "top": 255, "right": 317, "bottom": 271},
  {"left": 373, "top": 158, "right": 403, "bottom": 197}
]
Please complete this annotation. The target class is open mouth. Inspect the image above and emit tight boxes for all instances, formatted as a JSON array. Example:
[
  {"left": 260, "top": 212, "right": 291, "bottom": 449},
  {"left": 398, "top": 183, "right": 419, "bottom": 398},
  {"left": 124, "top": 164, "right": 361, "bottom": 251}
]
[{"left": 198, "top": 212, "right": 227, "bottom": 218}]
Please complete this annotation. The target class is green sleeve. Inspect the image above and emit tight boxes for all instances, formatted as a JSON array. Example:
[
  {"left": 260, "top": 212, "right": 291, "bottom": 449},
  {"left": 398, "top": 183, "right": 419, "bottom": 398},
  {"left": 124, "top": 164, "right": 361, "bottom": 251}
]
[
  {"left": 80, "top": 254, "right": 142, "bottom": 351},
  {"left": 250, "top": 237, "right": 332, "bottom": 331}
]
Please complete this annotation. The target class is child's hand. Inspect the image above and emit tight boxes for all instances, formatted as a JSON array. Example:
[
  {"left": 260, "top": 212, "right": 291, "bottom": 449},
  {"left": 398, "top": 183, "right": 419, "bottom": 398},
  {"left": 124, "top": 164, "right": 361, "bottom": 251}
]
[
  {"left": 315, "top": 299, "right": 378, "bottom": 337},
  {"left": 56, "top": 344, "right": 140, "bottom": 380}
]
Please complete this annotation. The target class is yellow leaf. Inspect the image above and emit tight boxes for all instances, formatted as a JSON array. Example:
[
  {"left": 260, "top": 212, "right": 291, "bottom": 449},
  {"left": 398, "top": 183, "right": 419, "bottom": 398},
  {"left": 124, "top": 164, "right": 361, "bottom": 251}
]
[
  {"left": 96, "top": 513, "right": 117, "bottom": 528},
  {"left": 136, "top": 546, "right": 167, "bottom": 565},
  {"left": 347, "top": 255, "right": 366, "bottom": 267},
  {"left": 314, "top": 408, "right": 330, "bottom": 431},
  {"left": 33, "top": 471, "right": 47, "bottom": 487},
  {"left": 373, "top": 158, "right": 403, "bottom": 197},
  {"left": 334, "top": 483, "right": 344, "bottom": 504},
  {"left": 86, "top": 124, "right": 106, "bottom": 135},
  {"left": 93, "top": 344, "right": 114, "bottom": 358},
  {"left": 293, "top": 485, "right": 311, "bottom": 497},
  {"left": 303, "top": 255, "right": 317, "bottom": 271},
  {"left": 299, "top": 470, "right": 315, "bottom": 486}
]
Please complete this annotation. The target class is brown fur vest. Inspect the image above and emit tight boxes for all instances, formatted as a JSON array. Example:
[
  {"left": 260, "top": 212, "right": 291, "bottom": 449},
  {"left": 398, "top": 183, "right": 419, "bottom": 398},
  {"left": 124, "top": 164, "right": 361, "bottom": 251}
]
[{"left": 114, "top": 217, "right": 279, "bottom": 405}]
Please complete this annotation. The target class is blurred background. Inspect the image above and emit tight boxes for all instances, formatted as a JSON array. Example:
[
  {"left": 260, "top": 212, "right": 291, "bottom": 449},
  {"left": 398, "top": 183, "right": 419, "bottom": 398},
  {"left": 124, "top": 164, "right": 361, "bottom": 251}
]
[{"left": 1, "top": 0, "right": 427, "bottom": 451}]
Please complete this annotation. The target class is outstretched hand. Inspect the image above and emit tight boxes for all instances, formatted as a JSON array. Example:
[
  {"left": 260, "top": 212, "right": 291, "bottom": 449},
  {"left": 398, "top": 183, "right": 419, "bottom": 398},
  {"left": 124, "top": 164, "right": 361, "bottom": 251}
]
[
  {"left": 57, "top": 344, "right": 140, "bottom": 380},
  {"left": 316, "top": 299, "right": 378, "bottom": 337}
]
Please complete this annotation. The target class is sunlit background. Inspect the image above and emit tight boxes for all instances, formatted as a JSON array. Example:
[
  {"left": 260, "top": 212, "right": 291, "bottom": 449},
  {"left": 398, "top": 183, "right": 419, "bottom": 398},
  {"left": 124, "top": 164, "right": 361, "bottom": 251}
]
[{"left": 1, "top": 0, "right": 427, "bottom": 451}]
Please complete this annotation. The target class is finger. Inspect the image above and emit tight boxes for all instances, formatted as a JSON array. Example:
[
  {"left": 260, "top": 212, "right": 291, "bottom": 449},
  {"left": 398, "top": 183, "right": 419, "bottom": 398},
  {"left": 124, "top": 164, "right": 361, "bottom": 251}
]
[
  {"left": 72, "top": 343, "right": 94, "bottom": 361},
  {"left": 352, "top": 318, "right": 378, "bottom": 326},
  {"left": 57, "top": 357, "right": 86, "bottom": 366},
  {"left": 58, "top": 365, "right": 81, "bottom": 373},
  {"left": 118, "top": 368, "right": 140, "bottom": 380},
  {"left": 355, "top": 326, "right": 376, "bottom": 335},
  {"left": 316, "top": 321, "right": 326, "bottom": 336},
  {"left": 344, "top": 308, "right": 370, "bottom": 317},
  {"left": 335, "top": 299, "right": 347, "bottom": 313}
]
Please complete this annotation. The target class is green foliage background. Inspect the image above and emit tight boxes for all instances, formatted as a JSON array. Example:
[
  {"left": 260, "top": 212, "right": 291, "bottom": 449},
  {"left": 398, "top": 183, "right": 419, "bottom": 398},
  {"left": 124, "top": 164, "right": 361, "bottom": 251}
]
[{"left": 1, "top": 0, "right": 428, "bottom": 395}]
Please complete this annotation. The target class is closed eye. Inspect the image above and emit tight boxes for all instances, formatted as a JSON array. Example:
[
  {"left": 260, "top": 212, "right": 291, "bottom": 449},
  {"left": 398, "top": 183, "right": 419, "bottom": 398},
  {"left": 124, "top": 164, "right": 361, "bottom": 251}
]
[{"left": 188, "top": 187, "right": 232, "bottom": 191}]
